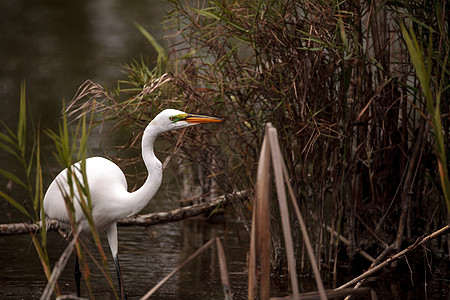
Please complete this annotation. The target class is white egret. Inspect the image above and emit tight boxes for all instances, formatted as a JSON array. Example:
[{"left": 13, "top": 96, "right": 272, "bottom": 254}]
[{"left": 43, "top": 109, "right": 222, "bottom": 299}]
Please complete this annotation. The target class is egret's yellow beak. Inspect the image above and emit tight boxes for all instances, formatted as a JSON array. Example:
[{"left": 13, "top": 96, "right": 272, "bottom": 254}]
[{"left": 184, "top": 114, "right": 223, "bottom": 124}]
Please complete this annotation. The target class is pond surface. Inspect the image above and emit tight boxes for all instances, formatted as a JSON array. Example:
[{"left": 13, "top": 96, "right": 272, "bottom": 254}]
[
  {"left": 0, "top": 214, "right": 253, "bottom": 299},
  {"left": 0, "top": 1, "right": 448, "bottom": 299}
]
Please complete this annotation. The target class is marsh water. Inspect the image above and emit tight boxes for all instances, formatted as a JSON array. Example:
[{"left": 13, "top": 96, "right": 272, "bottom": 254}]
[{"left": 0, "top": 1, "right": 448, "bottom": 299}]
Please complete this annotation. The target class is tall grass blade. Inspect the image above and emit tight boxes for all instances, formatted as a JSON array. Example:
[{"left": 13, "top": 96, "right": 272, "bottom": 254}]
[
  {"left": 31, "top": 232, "right": 53, "bottom": 285},
  {"left": 400, "top": 21, "right": 450, "bottom": 212},
  {"left": 0, "top": 142, "right": 23, "bottom": 163},
  {"left": 256, "top": 126, "right": 272, "bottom": 300},
  {"left": 134, "top": 22, "right": 168, "bottom": 69},
  {"left": 248, "top": 128, "right": 272, "bottom": 299},
  {"left": 0, "top": 169, "right": 28, "bottom": 190},
  {"left": 33, "top": 131, "right": 42, "bottom": 211},
  {"left": 0, "top": 190, "right": 32, "bottom": 219},
  {"left": 17, "top": 82, "right": 27, "bottom": 156}
]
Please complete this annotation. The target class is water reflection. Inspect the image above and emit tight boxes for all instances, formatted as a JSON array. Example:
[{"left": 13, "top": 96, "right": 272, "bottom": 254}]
[{"left": 0, "top": 216, "right": 251, "bottom": 299}]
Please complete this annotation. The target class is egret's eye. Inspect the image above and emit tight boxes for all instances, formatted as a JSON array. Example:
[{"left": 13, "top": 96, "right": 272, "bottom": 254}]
[{"left": 169, "top": 114, "right": 187, "bottom": 123}]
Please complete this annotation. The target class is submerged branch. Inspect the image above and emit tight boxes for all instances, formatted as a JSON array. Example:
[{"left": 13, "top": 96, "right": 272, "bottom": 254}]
[{"left": 0, "top": 191, "right": 247, "bottom": 236}]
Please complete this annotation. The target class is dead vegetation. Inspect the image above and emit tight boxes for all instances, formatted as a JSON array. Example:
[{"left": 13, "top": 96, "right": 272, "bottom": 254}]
[
  {"left": 69, "top": 0, "right": 449, "bottom": 275},
  {"left": 63, "top": 0, "right": 450, "bottom": 288}
]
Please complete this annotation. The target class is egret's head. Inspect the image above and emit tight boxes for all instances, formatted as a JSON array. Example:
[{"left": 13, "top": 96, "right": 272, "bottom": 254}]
[{"left": 150, "top": 109, "right": 222, "bottom": 133}]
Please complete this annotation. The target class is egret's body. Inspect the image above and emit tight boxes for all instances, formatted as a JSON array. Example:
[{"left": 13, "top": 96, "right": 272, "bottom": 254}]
[
  {"left": 45, "top": 157, "right": 136, "bottom": 229},
  {"left": 43, "top": 109, "right": 221, "bottom": 299}
]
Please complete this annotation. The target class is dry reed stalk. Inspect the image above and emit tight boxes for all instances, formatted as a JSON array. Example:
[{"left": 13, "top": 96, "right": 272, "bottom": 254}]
[
  {"left": 40, "top": 227, "right": 82, "bottom": 300},
  {"left": 248, "top": 197, "right": 258, "bottom": 299},
  {"left": 268, "top": 126, "right": 300, "bottom": 299},
  {"left": 216, "top": 238, "right": 232, "bottom": 300},
  {"left": 272, "top": 127, "right": 327, "bottom": 300},
  {"left": 248, "top": 127, "right": 272, "bottom": 300},
  {"left": 249, "top": 123, "right": 328, "bottom": 299}
]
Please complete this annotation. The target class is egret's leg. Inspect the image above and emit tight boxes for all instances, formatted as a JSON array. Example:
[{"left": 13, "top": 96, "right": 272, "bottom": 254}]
[
  {"left": 106, "top": 222, "right": 127, "bottom": 300},
  {"left": 74, "top": 253, "right": 81, "bottom": 297},
  {"left": 114, "top": 254, "right": 127, "bottom": 300}
]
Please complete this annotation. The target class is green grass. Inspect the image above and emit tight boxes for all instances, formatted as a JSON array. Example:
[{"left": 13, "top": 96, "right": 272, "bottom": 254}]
[{"left": 0, "top": 86, "right": 119, "bottom": 298}]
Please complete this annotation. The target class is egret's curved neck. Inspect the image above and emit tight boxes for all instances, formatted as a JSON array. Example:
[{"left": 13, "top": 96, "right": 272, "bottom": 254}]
[{"left": 129, "top": 123, "right": 163, "bottom": 215}]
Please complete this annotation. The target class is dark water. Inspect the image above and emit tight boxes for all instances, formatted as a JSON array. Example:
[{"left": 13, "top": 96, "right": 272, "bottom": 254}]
[
  {"left": 0, "top": 0, "right": 167, "bottom": 129},
  {"left": 0, "top": 215, "right": 252, "bottom": 299},
  {"left": 0, "top": 1, "right": 449, "bottom": 299}
]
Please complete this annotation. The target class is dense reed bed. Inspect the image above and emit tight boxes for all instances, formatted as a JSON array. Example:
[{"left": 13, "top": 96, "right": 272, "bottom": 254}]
[
  {"left": 66, "top": 0, "right": 449, "bottom": 279},
  {"left": 176, "top": 0, "right": 449, "bottom": 258},
  {"left": 75, "top": 0, "right": 447, "bottom": 272}
]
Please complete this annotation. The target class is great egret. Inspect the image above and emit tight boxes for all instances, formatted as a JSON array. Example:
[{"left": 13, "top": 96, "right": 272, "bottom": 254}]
[{"left": 43, "top": 109, "right": 222, "bottom": 299}]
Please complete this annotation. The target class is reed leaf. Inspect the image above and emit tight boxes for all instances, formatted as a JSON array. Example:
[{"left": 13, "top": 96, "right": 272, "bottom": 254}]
[
  {"left": 49, "top": 106, "right": 118, "bottom": 298},
  {"left": 0, "top": 131, "right": 16, "bottom": 147},
  {"left": 33, "top": 132, "right": 42, "bottom": 213},
  {"left": 31, "top": 233, "right": 52, "bottom": 286},
  {"left": 400, "top": 21, "right": 450, "bottom": 212},
  {"left": 0, "top": 190, "right": 31, "bottom": 219},
  {"left": 0, "top": 169, "right": 28, "bottom": 190},
  {"left": 17, "top": 82, "right": 27, "bottom": 156},
  {"left": 0, "top": 142, "right": 23, "bottom": 164},
  {"left": 134, "top": 22, "right": 168, "bottom": 72}
]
